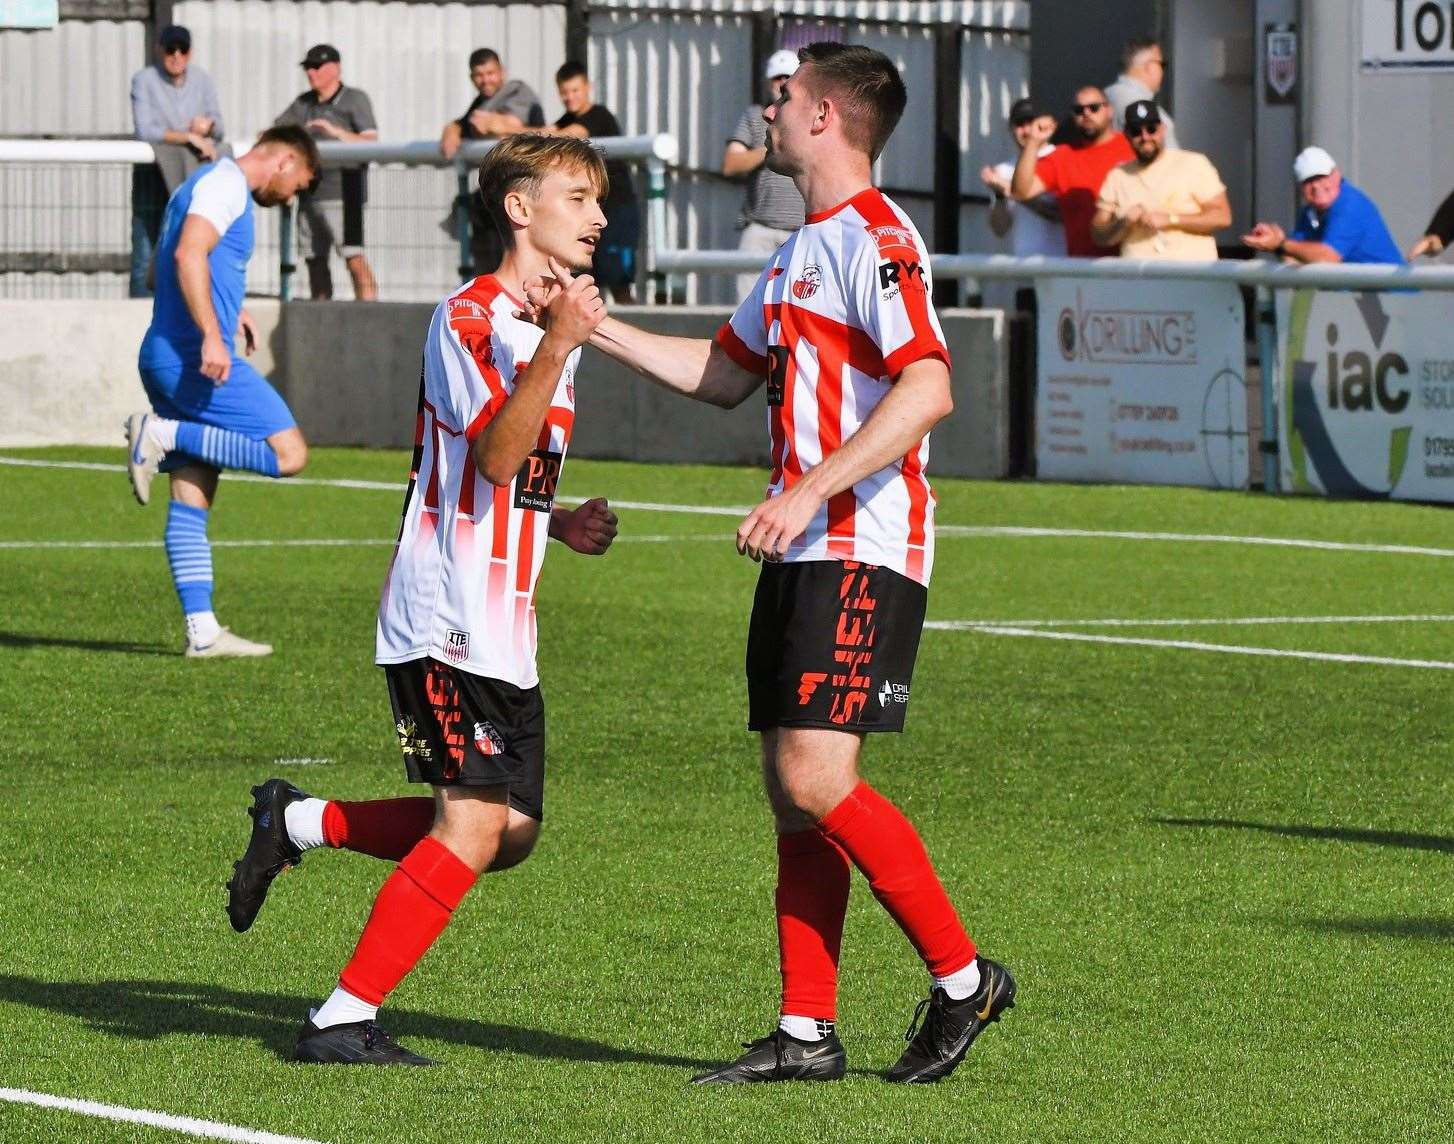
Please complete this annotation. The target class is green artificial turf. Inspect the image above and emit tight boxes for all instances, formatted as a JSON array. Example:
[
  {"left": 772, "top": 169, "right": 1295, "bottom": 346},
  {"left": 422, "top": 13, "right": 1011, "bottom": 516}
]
[{"left": 1, "top": 447, "right": 1451, "bottom": 1142}]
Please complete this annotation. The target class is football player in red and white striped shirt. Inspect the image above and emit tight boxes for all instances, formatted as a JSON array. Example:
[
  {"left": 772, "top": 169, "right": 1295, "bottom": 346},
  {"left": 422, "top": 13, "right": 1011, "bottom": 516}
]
[
  {"left": 224, "top": 135, "right": 618, "bottom": 1066},
  {"left": 530, "top": 43, "right": 1014, "bottom": 1084}
]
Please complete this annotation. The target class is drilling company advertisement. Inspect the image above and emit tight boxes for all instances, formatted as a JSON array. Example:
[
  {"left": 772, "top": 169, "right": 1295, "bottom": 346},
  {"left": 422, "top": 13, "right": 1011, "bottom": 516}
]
[
  {"left": 1275, "top": 287, "right": 1454, "bottom": 503},
  {"left": 1035, "top": 279, "right": 1249, "bottom": 488}
]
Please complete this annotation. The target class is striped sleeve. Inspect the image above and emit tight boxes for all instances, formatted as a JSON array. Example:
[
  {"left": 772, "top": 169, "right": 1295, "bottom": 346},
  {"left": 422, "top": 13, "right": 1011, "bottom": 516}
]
[
  {"left": 849, "top": 206, "right": 950, "bottom": 379},
  {"left": 432, "top": 297, "right": 511, "bottom": 440},
  {"left": 715, "top": 264, "right": 771, "bottom": 375}
]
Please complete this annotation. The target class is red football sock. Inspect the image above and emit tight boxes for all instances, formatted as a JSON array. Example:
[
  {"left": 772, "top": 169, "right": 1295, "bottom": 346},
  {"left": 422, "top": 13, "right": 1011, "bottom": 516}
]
[
  {"left": 338, "top": 836, "right": 477, "bottom": 1006},
  {"left": 323, "top": 798, "right": 435, "bottom": 861},
  {"left": 776, "top": 829, "right": 851, "bottom": 1020},
  {"left": 817, "top": 781, "right": 976, "bottom": 978}
]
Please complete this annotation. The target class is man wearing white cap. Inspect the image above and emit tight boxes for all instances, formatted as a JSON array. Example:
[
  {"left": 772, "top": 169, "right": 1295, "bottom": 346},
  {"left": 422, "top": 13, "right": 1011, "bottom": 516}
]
[
  {"left": 723, "top": 48, "right": 807, "bottom": 297},
  {"left": 1243, "top": 146, "right": 1403, "bottom": 265}
]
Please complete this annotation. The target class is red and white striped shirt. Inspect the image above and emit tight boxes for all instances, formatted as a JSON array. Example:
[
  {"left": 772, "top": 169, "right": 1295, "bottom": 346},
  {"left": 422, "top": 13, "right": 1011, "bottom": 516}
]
[
  {"left": 715, "top": 188, "right": 950, "bottom": 585},
  {"left": 377, "top": 275, "right": 579, "bottom": 688}
]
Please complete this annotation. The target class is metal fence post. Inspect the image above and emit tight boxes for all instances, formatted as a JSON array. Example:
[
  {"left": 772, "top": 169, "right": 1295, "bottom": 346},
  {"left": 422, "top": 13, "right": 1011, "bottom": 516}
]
[
  {"left": 279, "top": 202, "right": 294, "bottom": 301},
  {"left": 644, "top": 155, "right": 669, "bottom": 304},
  {"left": 1255, "top": 285, "right": 1280, "bottom": 493},
  {"left": 456, "top": 165, "right": 474, "bottom": 282}
]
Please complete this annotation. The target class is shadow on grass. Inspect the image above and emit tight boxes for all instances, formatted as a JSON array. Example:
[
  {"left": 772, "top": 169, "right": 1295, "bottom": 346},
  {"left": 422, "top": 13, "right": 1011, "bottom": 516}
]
[
  {"left": 0, "top": 631, "right": 172, "bottom": 656},
  {"left": 0, "top": 975, "right": 716, "bottom": 1070},
  {"left": 1152, "top": 817, "right": 1454, "bottom": 854},
  {"left": 1301, "top": 916, "right": 1454, "bottom": 942}
]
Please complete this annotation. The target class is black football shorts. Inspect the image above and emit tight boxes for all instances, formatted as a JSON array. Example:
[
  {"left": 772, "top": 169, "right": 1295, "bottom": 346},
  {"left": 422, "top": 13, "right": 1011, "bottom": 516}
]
[
  {"left": 384, "top": 657, "right": 546, "bottom": 820},
  {"left": 746, "top": 559, "right": 927, "bottom": 734}
]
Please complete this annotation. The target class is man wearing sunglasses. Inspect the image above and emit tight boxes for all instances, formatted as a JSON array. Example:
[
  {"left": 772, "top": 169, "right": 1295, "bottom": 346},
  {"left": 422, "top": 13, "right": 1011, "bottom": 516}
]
[
  {"left": 1106, "top": 38, "right": 1179, "bottom": 151},
  {"left": 129, "top": 25, "right": 225, "bottom": 297},
  {"left": 1010, "top": 85, "right": 1132, "bottom": 257},
  {"left": 1091, "top": 101, "right": 1229, "bottom": 260}
]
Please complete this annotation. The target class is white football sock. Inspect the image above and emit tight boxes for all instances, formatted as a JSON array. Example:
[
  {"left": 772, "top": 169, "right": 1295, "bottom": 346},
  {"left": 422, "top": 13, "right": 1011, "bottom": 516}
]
[
  {"left": 778, "top": 1014, "right": 834, "bottom": 1041},
  {"left": 312, "top": 986, "right": 378, "bottom": 1030},
  {"left": 284, "top": 798, "right": 329, "bottom": 851},
  {"left": 147, "top": 416, "right": 179, "bottom": 452},
  {"left": 185, "top": 610, "right": 221, "bottom": 647},
  {"left": 934, "top": 959, "right": 982, "bottom": 1001}
]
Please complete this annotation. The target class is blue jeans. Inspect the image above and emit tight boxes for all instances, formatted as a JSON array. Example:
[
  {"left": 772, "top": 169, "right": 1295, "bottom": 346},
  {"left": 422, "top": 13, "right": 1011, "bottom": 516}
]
[{"left": 130, "top": 165, "right": 167, "bottom": 297}]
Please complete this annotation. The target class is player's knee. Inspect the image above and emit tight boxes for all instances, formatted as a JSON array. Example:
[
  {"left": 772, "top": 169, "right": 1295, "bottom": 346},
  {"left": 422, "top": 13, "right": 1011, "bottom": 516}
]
[{"left": 273, "top": 438, "right": 308, "bottom": 476}]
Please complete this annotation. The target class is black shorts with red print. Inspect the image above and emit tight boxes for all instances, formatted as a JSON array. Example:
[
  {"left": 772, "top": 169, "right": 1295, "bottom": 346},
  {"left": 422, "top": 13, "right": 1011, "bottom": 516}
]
[
  {"left": 745, "top": 559, "right": 927, "bottom": 734},
  {"left": 383, "top": 657, "right": 546, "bottom": 820}
]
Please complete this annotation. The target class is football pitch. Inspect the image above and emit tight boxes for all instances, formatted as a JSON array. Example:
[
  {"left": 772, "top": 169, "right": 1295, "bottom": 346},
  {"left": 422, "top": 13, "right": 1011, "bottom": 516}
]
[{"left": 1, "top": 446, "right": 1451, "bottom": 1143}]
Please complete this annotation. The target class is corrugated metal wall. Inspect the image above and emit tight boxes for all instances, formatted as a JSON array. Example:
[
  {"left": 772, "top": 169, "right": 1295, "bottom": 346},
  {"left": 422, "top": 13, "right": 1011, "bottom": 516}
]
[
  {"left": 0, "top": 19, "right": 145, "bottom": 135},
  {"left": 173, "top": 0, "right": 568, "bottom": 143}
]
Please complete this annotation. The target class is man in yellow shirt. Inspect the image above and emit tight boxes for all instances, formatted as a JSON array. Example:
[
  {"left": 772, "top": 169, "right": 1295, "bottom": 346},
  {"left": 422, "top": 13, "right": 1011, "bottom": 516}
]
[{"left": 1091, "top": 101, "right": 1230, "bottom": 260}]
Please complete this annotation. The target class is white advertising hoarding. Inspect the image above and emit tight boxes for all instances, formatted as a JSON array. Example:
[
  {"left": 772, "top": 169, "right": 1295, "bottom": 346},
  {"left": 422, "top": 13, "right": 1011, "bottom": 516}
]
[
  {"left": 1034, "top": 278, "right": 1249, "bottom": 488},
  {"left": 1361, "top": 0, "right": 1454, "bottom": 70},
  {"left": 1275, "top": 287, "right": 1454, "bottom": 502}
]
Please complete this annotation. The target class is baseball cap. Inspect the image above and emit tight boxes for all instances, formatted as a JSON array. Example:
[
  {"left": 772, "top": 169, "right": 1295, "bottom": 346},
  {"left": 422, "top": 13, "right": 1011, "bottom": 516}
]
[
  {"left": 1008, "top": 98, "right": 1040, "bottom": 127},
  {"left": 1123, "top": 100, "right": 1162, "bottom": 132},
  {"left": 300, "top": 44, "right": 341, "bottom": 69},
  {"left": 1293, "top": 145, "right": 1336, "bottom": 183},
  {"left": 159, "top": 25, "right": 190, "bottom": 52},
  {"left": 765, "top": 49, "right": 799, "bottom": 80}
]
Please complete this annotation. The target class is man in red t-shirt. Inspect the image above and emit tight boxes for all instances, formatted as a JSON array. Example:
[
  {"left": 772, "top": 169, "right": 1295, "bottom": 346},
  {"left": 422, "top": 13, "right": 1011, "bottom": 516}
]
[{"left": 1011, "top": 85, "right": 1133, "bottom": 257}]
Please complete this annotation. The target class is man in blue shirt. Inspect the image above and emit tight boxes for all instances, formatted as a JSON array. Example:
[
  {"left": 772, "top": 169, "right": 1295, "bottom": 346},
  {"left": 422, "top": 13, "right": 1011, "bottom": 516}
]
[
  {"left": 125, "top": 125, "right": 319, "bottom": 658},
  {"left": 1242, "top": 146, "right": 1404, "bottom": 265}
]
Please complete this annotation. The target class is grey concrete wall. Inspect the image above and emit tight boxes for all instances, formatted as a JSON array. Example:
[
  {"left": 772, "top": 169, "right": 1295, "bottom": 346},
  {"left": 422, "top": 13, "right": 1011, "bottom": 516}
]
[{"left": 3, "top": 300, "right": 1009, "bottom": 480}]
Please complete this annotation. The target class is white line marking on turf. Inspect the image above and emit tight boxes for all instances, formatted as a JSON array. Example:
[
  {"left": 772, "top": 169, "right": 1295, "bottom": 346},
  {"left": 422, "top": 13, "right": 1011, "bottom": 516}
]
[
  {"left": 941, "top": 625, "right": 1454, "bottom": 671},
  {"left": 928, "top": 614, "right": 1454, "bottom": 630},
  {"left": 0, "top": 534, "right": 723, "bottom": 551},
  {"left": 274, "top": 757, "right": 334, "bottom": 766},
  {"left": 5, "top": 456, "right": 1452, "bottom": 556},
  {"left": 0, "top": 1088, "right": 324, "bottom": 1144}
]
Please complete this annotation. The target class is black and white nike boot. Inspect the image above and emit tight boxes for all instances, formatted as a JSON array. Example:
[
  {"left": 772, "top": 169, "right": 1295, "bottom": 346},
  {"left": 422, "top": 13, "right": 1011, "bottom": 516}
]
[
  {"left": 691, "top": 1028, "right": 846, "bottom": 1084},
  {"left": 226, "top": 778, "right": 309, "bottom": 932},
  {"left": 885, "top": 957, "right": 1016, "bottom": 1083},
  {"left": 293, "top": 1019, "right": 437, "bottom": 1066}
]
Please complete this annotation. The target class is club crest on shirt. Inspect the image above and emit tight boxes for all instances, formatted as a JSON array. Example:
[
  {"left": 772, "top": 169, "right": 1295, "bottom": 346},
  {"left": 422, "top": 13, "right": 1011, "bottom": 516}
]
[
  {"left": 473, "top": 721, "right": 507, "bottom": 756},
  {"left": 442, "top": 628, "right": 470, "bottom": 663},
  {"left": 792, "top": 264, "right": 823, "bottom": 300}
]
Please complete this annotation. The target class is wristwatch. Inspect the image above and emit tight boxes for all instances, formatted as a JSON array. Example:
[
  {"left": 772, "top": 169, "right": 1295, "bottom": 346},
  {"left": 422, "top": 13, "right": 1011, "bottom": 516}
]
[{"left": 1168, "top": 213, "right": 1180, "bottom": 226}]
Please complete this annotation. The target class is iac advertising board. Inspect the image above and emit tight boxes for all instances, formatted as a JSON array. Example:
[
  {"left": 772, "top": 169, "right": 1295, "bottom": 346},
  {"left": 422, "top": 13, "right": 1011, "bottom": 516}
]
[
  {"left": 1035, "top": 279, "right": 1249, "bottom": 488},
  {"left": 1276, "top": 288, "right": 1454, "bottom": 503}
]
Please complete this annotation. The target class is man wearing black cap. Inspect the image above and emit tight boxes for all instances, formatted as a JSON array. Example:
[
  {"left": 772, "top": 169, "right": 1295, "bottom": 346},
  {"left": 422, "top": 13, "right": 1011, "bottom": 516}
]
[
  {"left": 981, "top": 99, "right": 1063, "bottom": 258},
  {"left": 1092, "top": 100, "right": 1228, "bottom": 260},
  {"left": 129, "top": 24, "right": 224, "bottom": 297},
  {"left": 275, "top": 45, "right": 379, "bottom": 300}
]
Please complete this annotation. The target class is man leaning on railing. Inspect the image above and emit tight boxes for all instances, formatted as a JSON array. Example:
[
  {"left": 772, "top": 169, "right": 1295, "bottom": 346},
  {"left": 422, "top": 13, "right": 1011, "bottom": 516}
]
[
  {"left": 129, "top": 24, "right": 225, "bottom": 298},
  {"left": 1243, "top": 147, "right": 1404, "bottom": 266}
]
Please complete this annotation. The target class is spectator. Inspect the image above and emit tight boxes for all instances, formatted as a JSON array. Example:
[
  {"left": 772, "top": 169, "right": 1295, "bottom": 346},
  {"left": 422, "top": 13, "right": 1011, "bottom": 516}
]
[
  {"left": 1091, "top": 100, "right": 1229, "bottom": 260},
  {"left": 1243, "top": 146, "right": 1404, "bottom": 265},
  {"left": 1010, "top": 85, "right": 1133, "bottom": 257},
  {"left": 1409, "top": 187, "right": 1454, "bottom": 258},
  {"left": 982, "top": 99, "right": 1063, "bottom": 257},
  {"left": 128, "top": 24, "right": 224, "bottom": 297},
  {"left": 274, "top": 44, "right": 379, "bottom": 300},
  {"left": 723, "top": 49, "right": 806, "bottom": 299},
  {"left": 439, "top": 48, "right": 546, "bottom": 277},
  {"left": 1106, "top": 37, "right": 1178, "bottom": 149},
  {"left": 546, "top": 61, "right": 638, "bottom": 302}
]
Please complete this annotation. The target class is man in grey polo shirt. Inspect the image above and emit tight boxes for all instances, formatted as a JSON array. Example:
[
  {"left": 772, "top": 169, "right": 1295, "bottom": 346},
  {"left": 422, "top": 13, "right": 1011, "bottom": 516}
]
[
  {"left": 129, "top": 24, "right": 225, "bottom": 297},
  {"left": 275, "top": 44, "right": 379, "bottom": 300},
  {"left": 723, "top": 49, "right": 806, "bottom": 299}
]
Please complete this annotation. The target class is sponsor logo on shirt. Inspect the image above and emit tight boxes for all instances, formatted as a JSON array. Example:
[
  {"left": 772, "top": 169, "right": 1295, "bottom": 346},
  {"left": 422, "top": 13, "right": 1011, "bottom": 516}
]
[
  {"left": 515, "top": 448, "right": 563, "bottom": 512},
  {"left": 878, "top": 258, "right": 925, "bottom": 301},
  {"left": 868, "top": 223, "right": 918, "bottom": 258},
  {"left": 448, "top": 296, "right": 489, "bottom": 324},
  {"left": 792, "top": 264, "right": 823, "bottom": 300},
  {"left": 443, "top": 628, "right": 470, "bottom": 662},
  {"left": 396, "top": 716, "right": 434, "bottom": 760},
  {"left": 473, "top": 721, "right": 507, "bottom": 756}
]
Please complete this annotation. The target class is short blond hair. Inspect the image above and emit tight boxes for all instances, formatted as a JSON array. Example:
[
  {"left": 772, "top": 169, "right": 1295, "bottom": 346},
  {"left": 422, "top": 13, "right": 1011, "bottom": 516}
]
[{"left": 477, "top": 134, "right": 610, "bottom": 248}]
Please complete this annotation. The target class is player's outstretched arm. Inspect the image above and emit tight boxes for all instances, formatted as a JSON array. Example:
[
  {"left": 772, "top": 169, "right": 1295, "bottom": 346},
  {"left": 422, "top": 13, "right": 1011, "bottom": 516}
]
[
  {"left": 474, "top": 260, "right": 605, "bottom": 486},
  {"left": 736, "top": 358, "right": 952, "bottom": 562},
  {"left": 174, "top": 214, "right": 230, "bottom": 383},
  {"left": 590, "top": 316, "right": 764, "bottom": 408}
]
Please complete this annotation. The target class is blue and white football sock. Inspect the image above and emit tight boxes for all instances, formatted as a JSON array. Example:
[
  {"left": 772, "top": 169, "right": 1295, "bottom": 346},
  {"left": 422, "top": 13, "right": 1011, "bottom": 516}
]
[
  {"left": 779, "top": 1015, "right": 834, "bottom": 1042},
  {"left": 934, "top": 959, "right": 982, "bottom": 1001},
  {"left": 173, "top": 421, "right": 280, "bottom": 477},
  {"left": 312, "top": 986, "right": 378, "bottom": 1030},
  {"left": 165, "top": 502, "right": 221, "bottom": 646}
]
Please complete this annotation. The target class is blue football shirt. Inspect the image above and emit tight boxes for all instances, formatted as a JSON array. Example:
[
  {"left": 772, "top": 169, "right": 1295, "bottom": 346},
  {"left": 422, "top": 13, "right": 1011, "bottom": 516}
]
[
  {"left": 1291, "top": 181, "right": 1404, "bottom": 265},
  {"left": 139, "top": 158, "right": 253, "bottom": 371}
]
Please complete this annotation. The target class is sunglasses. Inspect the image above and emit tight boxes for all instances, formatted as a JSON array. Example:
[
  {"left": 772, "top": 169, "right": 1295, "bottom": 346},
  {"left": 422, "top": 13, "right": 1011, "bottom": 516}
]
[
  {"left": 163, "top": 45, "right": 189, "bottom": 56},
  {"left": 1072, "top": 101, "right": 1105, "bottom": 115},
  {"left": 1127, "top": 124, "right": 1159, "bottom": 137}
]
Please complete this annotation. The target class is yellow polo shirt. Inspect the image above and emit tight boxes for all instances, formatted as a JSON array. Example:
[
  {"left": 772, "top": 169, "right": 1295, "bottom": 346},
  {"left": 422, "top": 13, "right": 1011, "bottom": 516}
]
[{"left": 1098, "top": 149, "right": 1226, "bottom": 260}]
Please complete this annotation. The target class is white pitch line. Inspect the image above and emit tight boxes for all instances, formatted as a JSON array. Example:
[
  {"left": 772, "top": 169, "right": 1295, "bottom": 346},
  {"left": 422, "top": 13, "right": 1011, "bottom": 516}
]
[
  {"left": 0, "top": 534, "right": 724, "bottom": 551},
  {"left": 5, "top": 455, "right": 1452, "bottom": 556},
  {"left": 954, "top": 625, "right": 1454, "bottom": 671},
  {"left": 0, "top": 1088, "right": 323, "bottom": 1144},
  {"left": 928, "top": 614, "right": 1454, "bottom": 630},
  {"left": 936, "top": 524, "right": 1454, "bottom": 560}
]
